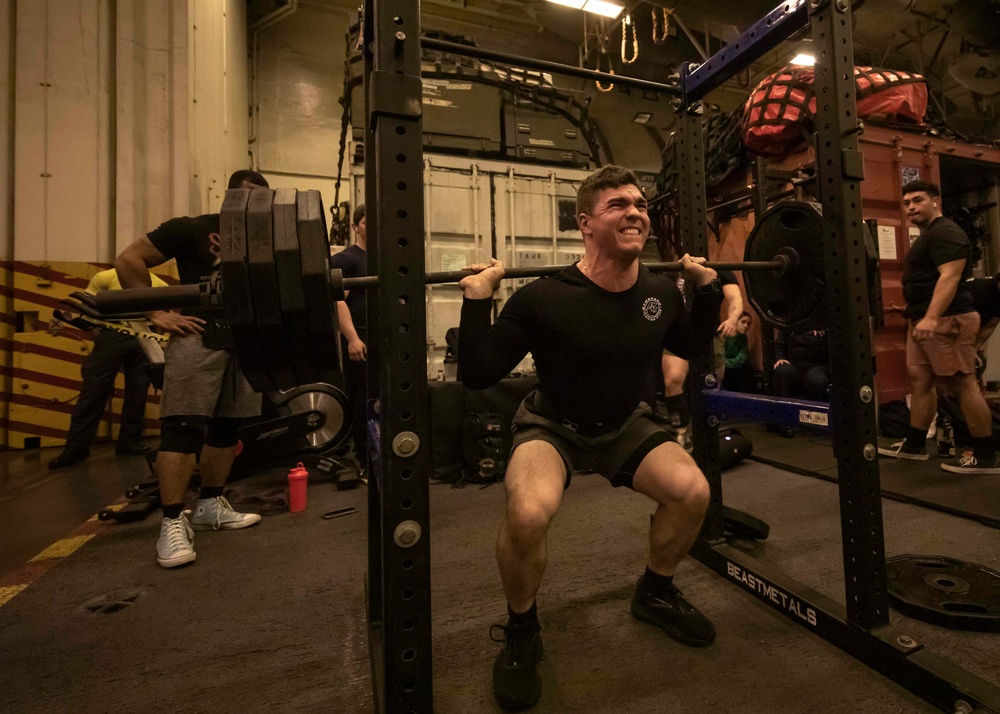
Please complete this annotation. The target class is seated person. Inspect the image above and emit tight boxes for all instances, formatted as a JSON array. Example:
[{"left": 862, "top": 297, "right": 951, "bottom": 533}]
[
  {"left": 772, "top": 328, "right": 831, "bottom": 400},
  {"left": 770, "top": 327, "right": 831, "bottom": 437},
  {"left": 721, "top": 311, "right": 753, "bottom": 392}
]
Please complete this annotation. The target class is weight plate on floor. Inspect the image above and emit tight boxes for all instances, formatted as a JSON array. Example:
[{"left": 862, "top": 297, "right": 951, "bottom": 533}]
[
  {"left": 247, "top": 189, "right": 297, "bottom": 389},
  {"left": 886, "top": 555, "right": 1000, "bottom": 632},
  {"left": 273, "top": 188, "right": 321, "bottom": 387},
  {"left": 220, "top": 189, "right": 270, "bottom": 392},
  {"left": 296, "top": 190, "right": 342, "bottom": 386}
]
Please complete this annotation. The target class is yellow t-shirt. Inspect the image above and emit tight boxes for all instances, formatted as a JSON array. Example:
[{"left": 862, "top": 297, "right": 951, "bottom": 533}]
[{"left": 85, "top": 268, "right": 168, "bottom": 295}]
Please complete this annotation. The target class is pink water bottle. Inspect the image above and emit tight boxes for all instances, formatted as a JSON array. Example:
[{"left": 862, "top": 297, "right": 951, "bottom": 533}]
[{"left": 288, "top": 462, "right": 309, "bottom": 512}]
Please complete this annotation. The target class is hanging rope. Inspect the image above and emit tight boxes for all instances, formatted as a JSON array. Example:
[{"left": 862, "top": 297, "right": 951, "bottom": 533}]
[
  {"left": 651, "top": 7, "right": 669, "bottom": 45},
  {"left": 621, "top": 13, "right": 638, "bottom": 64},
  {"left": 596, "top": 47, "right": 615, "bottom": 92}
]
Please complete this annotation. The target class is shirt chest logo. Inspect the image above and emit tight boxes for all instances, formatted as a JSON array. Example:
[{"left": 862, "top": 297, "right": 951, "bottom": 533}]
[{"left": 642, "top": 297, "right": 662, "bottom": 322}]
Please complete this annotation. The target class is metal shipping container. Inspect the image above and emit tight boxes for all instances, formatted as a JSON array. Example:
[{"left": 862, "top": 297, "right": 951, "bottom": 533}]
[{"left": 351, "top": 154, "right": 597, "bottom": 379}]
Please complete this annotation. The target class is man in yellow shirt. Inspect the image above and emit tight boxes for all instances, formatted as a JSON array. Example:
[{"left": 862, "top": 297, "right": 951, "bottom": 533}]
[{"left": 49, "top": 268, "right": 167, "bottom": 469}]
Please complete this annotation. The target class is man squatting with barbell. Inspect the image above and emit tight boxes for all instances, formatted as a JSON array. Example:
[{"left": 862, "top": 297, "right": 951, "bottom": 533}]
[
  {"left": 458, "top": 165, "right": 723, "bottom": 711},
  {"left": 115, "top": 170, "right": 269, "bottom": 568}
]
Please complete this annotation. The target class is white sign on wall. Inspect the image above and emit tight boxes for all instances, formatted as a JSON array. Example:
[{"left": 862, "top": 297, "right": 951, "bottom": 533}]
[{"left": 877, "top": 225, "right": 897, "bottom": 260}]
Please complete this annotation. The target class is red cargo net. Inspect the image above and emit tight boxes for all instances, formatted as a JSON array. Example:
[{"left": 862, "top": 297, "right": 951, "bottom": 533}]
[{"left": 741, "top": 66, "right": 927, "bottom": 156}]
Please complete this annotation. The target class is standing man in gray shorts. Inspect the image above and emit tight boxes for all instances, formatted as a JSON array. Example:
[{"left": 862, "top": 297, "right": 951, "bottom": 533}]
[
  {"left": 458, "top": 165, "right": 723, "bottom": 711},
  {"left": 115, "top": 170, "right": 269, "bottom": 568},
  {"left": 878, "top": 180, "right": 999, "bottom": 474}
]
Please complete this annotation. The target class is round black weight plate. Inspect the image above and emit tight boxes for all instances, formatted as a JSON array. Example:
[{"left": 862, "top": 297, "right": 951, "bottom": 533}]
[
  {"left": 886, "top": 555, "right": 1000, "bottom": 632},
  {"left": 296, "top": 191, "right": 342, "bottom": 387},
  {"left": 743, "top": 201, "right": 830, "bottom": 331},
  {"left": 247, "top": 189, "right": 298, "bottom": 389},
  {"left": 273, "top": 188, "right": 322, "bottom": 387},
  {"left": 220, "top": 189, "right": 271, "bottom": 392}
]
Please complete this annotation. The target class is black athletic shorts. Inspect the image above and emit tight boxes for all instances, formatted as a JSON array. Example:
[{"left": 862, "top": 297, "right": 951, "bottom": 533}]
[{"left": 510, "top": 390, "right": 674, "bottom": 490}]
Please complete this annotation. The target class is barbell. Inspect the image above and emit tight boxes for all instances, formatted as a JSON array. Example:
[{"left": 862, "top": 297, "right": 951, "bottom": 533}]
[{"left": 91, "top": 188, "right": 859, "bottom": 393}]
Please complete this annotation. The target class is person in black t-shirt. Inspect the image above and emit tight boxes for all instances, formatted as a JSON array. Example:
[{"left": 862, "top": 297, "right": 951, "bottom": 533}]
[
  {"left": 115, "top": 170, "right": 269, "bottom": 568},
  {"left": 330, "top": 204, "right": 369, "bottom": 476},
  {"left": 458, "top": 165, "right": 722, "bottom": 711},
  {"left": 878, "top": 180, "right": 999, "bottom": 475}
]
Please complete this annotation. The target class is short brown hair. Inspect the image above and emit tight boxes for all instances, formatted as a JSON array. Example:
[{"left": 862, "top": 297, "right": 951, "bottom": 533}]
[
  {"left": 352, "top": 204, "right": 365, "bottom": 226},
  {"left": 576, "top": 165, "right": 642, "bottom": 218}
]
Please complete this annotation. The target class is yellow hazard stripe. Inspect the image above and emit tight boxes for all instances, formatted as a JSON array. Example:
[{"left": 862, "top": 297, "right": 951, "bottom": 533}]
[
  {"left": 29, "top": 534, "right": 96, "bottom": 562},
  {"left": 1, "top": 506, "right": 115, "bottom": 609},
  {"left": 0, "top": 585, "right": 29, "bottom": 607}
]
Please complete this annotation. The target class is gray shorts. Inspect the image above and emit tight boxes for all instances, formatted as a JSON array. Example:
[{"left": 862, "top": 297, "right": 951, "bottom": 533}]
[
  {"left": 511, "top": 391, "right": 673, "bottom": 490},
  {"left": 160, "top": 334, "right": 262, "bottom": 419}
]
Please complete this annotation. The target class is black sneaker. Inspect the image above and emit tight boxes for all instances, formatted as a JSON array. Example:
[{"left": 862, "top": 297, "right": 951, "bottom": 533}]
[
  {"left": 631, "top": 578, "right": 716, "bottom": 647},
  {"left": 940, "top": 454, "right": 1000, "bottom": 475},
  {"left": 48, "top": 447, "right": 90, "bottom": 470},
  {"left": 490, "top": 619, "right": 543, "bottom": 711},
  {"left": 877, "top": 440, "right": 929, "bottom": 461}
]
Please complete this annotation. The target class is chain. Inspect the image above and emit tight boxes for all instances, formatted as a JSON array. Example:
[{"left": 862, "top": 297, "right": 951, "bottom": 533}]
[
  {"left": 651, "top": 7, "right": 669, "bottom": 45},
  {"left": 621, "top": 13, "right": 638, "bottom": 64},
  {"left": 596, "top": 48, "right": 614, "bottom": 92}
]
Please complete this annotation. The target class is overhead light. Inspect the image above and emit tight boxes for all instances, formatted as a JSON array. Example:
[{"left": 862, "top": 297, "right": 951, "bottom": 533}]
[
  {"left": 791, "top": 53, "right": 815, "bottom": 66},
  {"left": 582, "top": 0, "right": 624, "bottom": 17},
  {"left": 545, "top": 0, "right": 623, "bottom": 18},
  {"left": 633, "top": 112, "right": 652, "bottom": 125}
]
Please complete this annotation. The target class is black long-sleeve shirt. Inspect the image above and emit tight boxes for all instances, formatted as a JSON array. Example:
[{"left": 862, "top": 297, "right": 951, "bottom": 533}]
[
  {"left": 773, "top": 329, "right": 829, "bottom": 367},
  {"left": 459, "top": 263, "right": 722, "bottom": 429}
]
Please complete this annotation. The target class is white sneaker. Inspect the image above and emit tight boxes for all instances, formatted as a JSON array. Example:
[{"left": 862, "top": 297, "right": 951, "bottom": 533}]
[
  {"left": 156, "top": 515, "right": 196, "bottom": 568},
  {"left": 190, "top": 496, "right": 262, "bottom": 531}
]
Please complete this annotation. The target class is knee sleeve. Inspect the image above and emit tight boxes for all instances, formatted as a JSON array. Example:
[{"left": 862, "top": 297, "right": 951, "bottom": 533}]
[
  {"left": 205, "top": 417, "right": 240, "bottom": 448},
  {"left": 159, "top": 415, "right": 208, "bottom": 454}
]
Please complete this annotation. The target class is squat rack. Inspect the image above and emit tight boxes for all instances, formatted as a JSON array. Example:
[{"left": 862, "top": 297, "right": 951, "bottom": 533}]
[{"left": 359, "top": 1, "right": 1000, "bottom": 713}]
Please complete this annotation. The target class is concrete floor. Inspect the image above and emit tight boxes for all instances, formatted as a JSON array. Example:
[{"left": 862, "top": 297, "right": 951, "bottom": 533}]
[{"left": 0, "top": 440, "right": 998, "bottom": 713}]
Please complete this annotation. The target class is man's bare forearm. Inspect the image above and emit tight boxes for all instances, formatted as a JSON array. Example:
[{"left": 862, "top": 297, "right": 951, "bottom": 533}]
[
  {"left": 337, "top": 301, "right": 360, "bottom": 342},
  {"left": 723, "top": 284, "right": 743, "bottom": 321}
]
